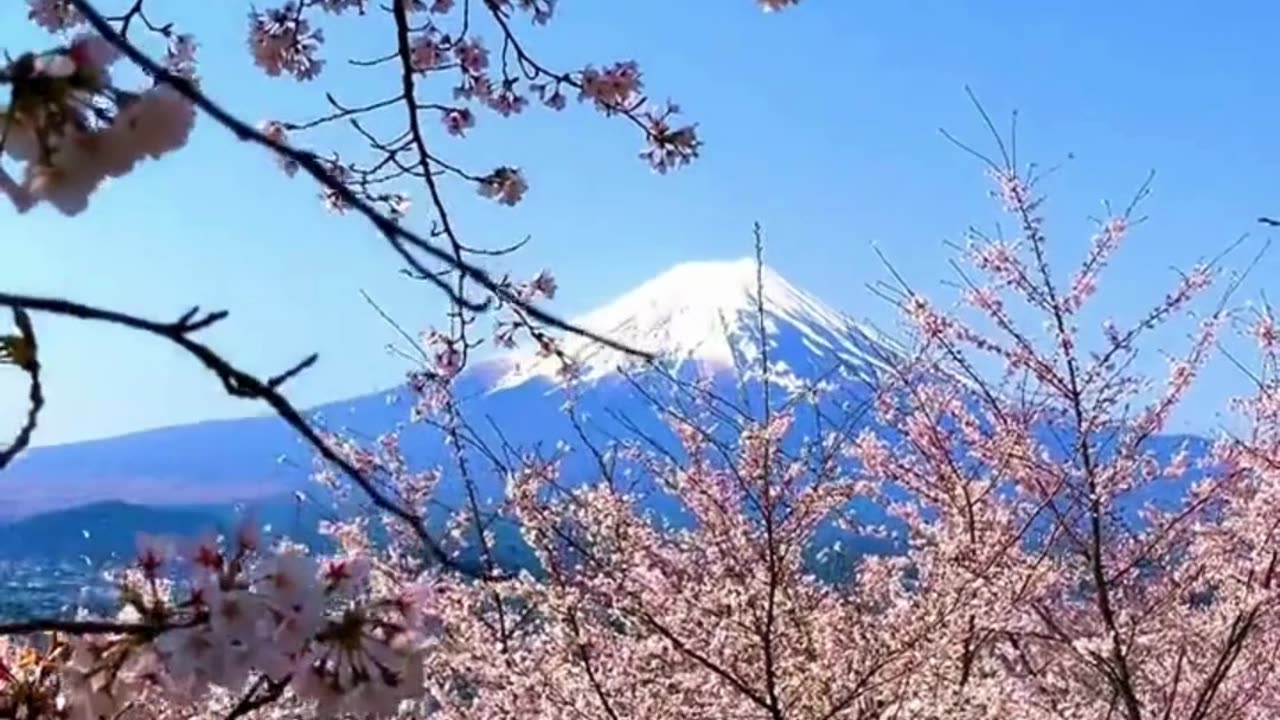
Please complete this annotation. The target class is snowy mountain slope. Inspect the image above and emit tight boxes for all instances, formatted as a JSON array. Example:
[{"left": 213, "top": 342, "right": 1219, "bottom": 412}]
[{"left": 490, "top": 258, "right": 903, "bottom": 392}]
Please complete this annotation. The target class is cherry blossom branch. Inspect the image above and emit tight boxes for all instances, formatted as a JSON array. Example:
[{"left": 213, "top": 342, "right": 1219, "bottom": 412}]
[
  {"left": 389, "top": 0, "right": 478, "bottom": 303},
  {"left": 478, "top": 1, "right": 701, "bottom": 171},
  {"left": 280, "top": 92, "right": 404, "bottom": 131},
  {"left": 65, "top": 0, "right": 654, "bottom": 360},
  {"left": 106, "top": 0, "right": 175, "bottom": 39},
  {"left": 224, "top": 675, "right": 290, "bottom": 720},
  {"left": 0, "top": 291, "right": 476, "bottom": 576},
  {"left": 562, "top": 607, "right": 624, "bottom": 720},
  {"left": 556, "top": 532, "right": 773, "bottom": 711},
  {"left": 747, "top": 225, "right": 786, "bottom": 720},
  {"left": 0, "top": 308, "right": 42, "bottom": 470}
]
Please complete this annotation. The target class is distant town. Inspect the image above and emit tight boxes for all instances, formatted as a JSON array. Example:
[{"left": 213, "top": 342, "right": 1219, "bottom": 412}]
[{"left": 0, "top": 559, "right": 116, "bottom": 620}]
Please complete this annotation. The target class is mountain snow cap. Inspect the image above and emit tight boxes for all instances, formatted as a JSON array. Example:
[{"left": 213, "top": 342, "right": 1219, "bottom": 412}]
[{"left": 490, "top": 258, "right": 903, "bottom": 391}]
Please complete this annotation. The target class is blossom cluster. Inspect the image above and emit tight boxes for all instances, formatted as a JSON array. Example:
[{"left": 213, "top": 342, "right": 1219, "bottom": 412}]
[
  {"left": 243, "top": 0, "right": 721, "bottom": 215},
  {"left": 352, "top": 160, "right": 1280, "bottom": 720},
  {"left": 26, "top": 0, "right": 82, "bottom": 32},
  {"left": 8, "top": 170, "right": 1280, "bottom": 720},
  {"left": 0, "top": 521, "right": 441, "bottom": 720},
  {"left": 0, "top": 34, "right": 195, "bottom": 216},
  {"left": 16, "top": 0, "right": 794, "bottom": 223}
]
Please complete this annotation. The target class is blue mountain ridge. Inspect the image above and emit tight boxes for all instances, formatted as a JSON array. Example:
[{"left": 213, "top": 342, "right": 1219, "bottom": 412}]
[{"left": 0, "top": 259, "right": 1210, "bottom": 576}]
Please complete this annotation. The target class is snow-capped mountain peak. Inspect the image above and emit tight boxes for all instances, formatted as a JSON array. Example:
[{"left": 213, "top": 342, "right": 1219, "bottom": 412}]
[{"left": 490, "top": 258, "right": 903, "bottom": 391}]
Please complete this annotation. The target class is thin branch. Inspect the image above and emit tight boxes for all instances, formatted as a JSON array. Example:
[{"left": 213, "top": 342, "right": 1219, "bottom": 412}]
[
  {"left": 66, "top": 0, "right": 653, "bottom": 361},
  {"left": 225, "top": 675, "right": 290, "bottom": 720},
  {"left": 0, "top": 308, "right": 43, "bottom": 470},
  {"left": 0, "top": 292, "right": 478, "bottom": 577}
]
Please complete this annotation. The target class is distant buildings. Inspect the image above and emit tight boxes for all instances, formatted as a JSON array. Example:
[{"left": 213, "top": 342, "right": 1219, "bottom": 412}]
[{"left": 0, "top": 560, "right": 117, "bottom": 621}]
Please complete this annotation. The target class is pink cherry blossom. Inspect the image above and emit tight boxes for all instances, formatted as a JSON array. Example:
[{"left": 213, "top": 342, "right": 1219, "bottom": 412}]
[
  {"left": 1255, "top": 306, "right": 1278, "bottom": 351},
  {"left": 640, "top": 109, "right": 700, "bottom": 173},
  {"left": 529, "top": 269, "right": 557, "bottom": 299},
  {"left": 26, "top": 0, "right": 83, "bottom": 32},
  {"left": 68, "top": 33, "right": 119, "bottom": 74},
  {"left": 247, "top": 4, "right": 326, "bottom": 81},
  {"left": 323, "top": 556, "right": 372, "bottom": 595},
  {"left": 164, "top": 34, "right": 200, "bottom": 79},
  {"left": 476, "top": 166, "right": 527, "bottom": 206},
  {"left": 454, "top": 38, "right": 489, "bottom": 76},
  {"left": 259, "top": 120, "right": 301, "bottom": 175},
  {"left": 410, "top": 32, "right": 444, "bottom": 71},
  {"left": 135, "top": 533, "right": 174, "bottom": 578},
  {"left": 112, "top": 85, "right": 197, "bottom": 160},
  {"left": 317, "top": 0, "right": 369, "bottom": 13},
  {"left": 487, "top": 83, "right": 529, "bottom": 117},
  {"left": 440, "top": 107, "right": 475, "bottom": 137},
  {"left": 33, "top": 53, "right": 76, "bottom": 80},
  {"left": 580, "top": 61, "right": 643, "bottom": 112},
  {"left": 0, "top": 5, "right": 1048, "bottom": 720}
]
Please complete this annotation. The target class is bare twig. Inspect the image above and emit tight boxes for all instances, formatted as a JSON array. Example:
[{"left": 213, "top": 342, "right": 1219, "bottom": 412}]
[{"left": 66, "top": 0, "right": 653, "bottom": 361}]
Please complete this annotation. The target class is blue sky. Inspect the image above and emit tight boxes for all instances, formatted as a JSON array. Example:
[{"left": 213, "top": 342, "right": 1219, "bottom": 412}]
[{"left": 2, "top": 1, "right": 1278, "bottom": 445}]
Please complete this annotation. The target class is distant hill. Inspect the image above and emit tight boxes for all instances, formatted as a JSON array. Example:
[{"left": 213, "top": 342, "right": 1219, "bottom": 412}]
[{"left": 0, "top": 501, "right": 225, "bottom": 562}]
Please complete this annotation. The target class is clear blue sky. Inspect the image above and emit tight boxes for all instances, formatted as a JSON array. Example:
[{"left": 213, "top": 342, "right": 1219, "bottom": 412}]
[{"left": 2, "top": 1, "right": 1278, "bottom": 446}]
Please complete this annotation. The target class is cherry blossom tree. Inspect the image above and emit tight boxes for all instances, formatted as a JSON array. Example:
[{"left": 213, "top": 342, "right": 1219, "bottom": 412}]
[
  {"left": 850, "top": 119, "right": 1280, "bottom": 718},
  {"left": 1, "top": 0, "right": 800, "bottom": 717},
  {"left": 0, "top": 0, "right": 796, "bottom": 536},
  {"left": 6, "top": 3, "right": 1280, "bottom": 720},
  {"left": 306, "top": 146, "right": 1280, "bottom": 720},
  {"left": 4, "top": 150, "right": 1278, "bottom": 719},
  {"left": 280, "top": 169, "right": 1280, "bottom": 720}
]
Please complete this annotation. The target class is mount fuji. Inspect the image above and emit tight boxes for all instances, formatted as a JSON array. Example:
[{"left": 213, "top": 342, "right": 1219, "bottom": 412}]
[
  {"left": 0, "top": 258, "right": 904, "bottom": 526},
  {"left": 0, "top": 257, "right": 1216, "bottom": 587},
  {"left": 487, "top": 258, "right": 901, "bottom": 391},
  {"left": 0, "top": 256, "right": 911, "bottom": 561}
]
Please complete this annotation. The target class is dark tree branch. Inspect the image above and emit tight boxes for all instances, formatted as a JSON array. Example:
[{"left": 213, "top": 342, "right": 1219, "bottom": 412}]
[
  {"left": 65, "top": 0, "right": 653, "bottom": 361},
  {"left": 225, "top": 675, "right": 290, "bottom": 720},
  {"left": 0, "top": 308, "right": 43, "bottom": 470},
  {"left": 0, "top": 292, "right": 479, "bottom": 578}
]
